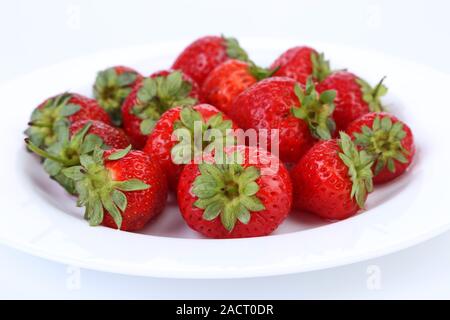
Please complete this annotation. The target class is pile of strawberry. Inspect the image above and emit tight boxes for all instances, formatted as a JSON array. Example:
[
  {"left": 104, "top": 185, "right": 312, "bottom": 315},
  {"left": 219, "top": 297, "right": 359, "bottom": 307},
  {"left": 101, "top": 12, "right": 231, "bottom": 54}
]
[{"left": 24, "top": 35, "right": 415, "bottom": 238}]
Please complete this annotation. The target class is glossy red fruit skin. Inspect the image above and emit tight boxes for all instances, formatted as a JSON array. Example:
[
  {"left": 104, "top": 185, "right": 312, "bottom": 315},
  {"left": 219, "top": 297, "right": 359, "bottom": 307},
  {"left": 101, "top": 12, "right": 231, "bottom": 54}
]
[
  {"left": 317, "top": 71, "right": 369, "bottom": 132},
  {"left": 270, "top": 46, "right": 317, "bottom": 85},
  {"left": 177, "top": 146, "right": 293, "bottom": 238},
  {"left": 346, "top": 112, "right": 415, "bottom": 184},
  {"left": 101, "top": 150, "right": 168, "bottom": 231},
  {"left": 172, "top": 36, "right": 229, "bottom": 86},
  {"left": 120, "top": 82, "right": 146, "bottom": 149},
  {"left": 38, "top": 93, "right": 112, "bottom": 125},
  {"left": 121, "top": 70, "right": 199, "bottom": 149},
  {"left": 291, "top": 139, "right": 363, "bottom": 220},
  {"left": 201, "top": 59, "right": 257, "bottom": 115},
  {"left": 143, "top": 104, "right": 236, "bottom": 190},
  {"left": 70, "top": 120, "right": 130, "bottom": 149},
  {"left": 230, "top": 77, "right": 315, "bottom": 164}
]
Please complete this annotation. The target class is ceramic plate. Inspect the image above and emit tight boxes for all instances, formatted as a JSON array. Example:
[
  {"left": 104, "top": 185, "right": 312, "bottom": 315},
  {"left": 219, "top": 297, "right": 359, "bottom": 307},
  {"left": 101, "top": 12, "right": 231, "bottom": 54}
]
[{"left": 1, "top": 38, "right": 449, "bottom": 278}]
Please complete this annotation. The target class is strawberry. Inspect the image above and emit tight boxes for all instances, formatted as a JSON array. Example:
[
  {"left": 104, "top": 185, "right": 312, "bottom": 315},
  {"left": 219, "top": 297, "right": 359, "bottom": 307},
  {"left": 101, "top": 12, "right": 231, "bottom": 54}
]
[
  {"left": 317, "top": 71, "right": 388, "bottom": 131},
  {"left": 121, "top": 70, "right": 199, "bottom": 149},
  {"left": 26, "top": 93, "right": 111, "bottom": 149},
  {"left": 62, "top": 146, "right": 168, "bottom": 231},
  {"left": 143, "top": 104, "right": 236, "bottom": 190},
  {"left": 177, "top": 146, "right": 292, "bottom": 238},
  {"left": 26, "top": 120, "right": 130, "bottom": 194},
  {"left": 346, "top": 112, "right": 415, "bottom": 184},
  {"left": 291, "top": 132, "right": 374, "bottom": 220},
  {"left": 93, "top": 66, "right": 143, "bottom": 126},
  {"left": 230, "top": 77, "right": 336, "bottom": 163},
  {"left": 270, "top": 46, "right": 331, "bottom": 85},
  {"left": 172, "top": 35, "right": 249, "bottom": 86},
  {"left": 201, "top": 59, "right": 277, "bottom": 114}
]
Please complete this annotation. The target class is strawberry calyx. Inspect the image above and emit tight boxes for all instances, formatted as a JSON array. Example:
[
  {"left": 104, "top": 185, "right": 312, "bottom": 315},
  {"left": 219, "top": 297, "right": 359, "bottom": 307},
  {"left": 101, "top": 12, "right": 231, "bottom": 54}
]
[
  {"left": 192, "top": 152, "right": 265, "bottom": 232},
  {"left": 338, "top": 132, "right": 374, "bottom": 209},
  {"left": 61, "top": 146, "right": 150, "bottom": 229},
  {"left": 171, "top": 107, "right": 235, "bottom": 165},
  {"left": 311, "top": 52, "right": 331, "bottom": 82},
  {"left": 131, "top": 71, "right": 197, "bottom": 135},
  {"left": 291, "top": 77, "right": 337, "bottom": 140},
  {"left": 94, "top": 67, "right": 139, "bottom": 126},
  {"left": 223, "top": 36, "right": 275, "bottom": 81},
  {"left": 26, "top": 93, "right": 81, "bottom": 148},
  {"left": 25, "top": 121, "right": 105, "bottom": 194},
  {"left": 356, "top": 77, "right": 388, "bottom": 112},
  {"left": 352, "top": 115, "right": 409, "bottom": 175},
  {"left": 223, "top": 36, "right": 249, "bottom": 62}
]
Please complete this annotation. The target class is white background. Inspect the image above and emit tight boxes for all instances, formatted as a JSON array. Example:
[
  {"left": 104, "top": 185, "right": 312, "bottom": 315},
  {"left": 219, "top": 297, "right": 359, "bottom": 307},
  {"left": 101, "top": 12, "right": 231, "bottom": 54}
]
[{"left": 1, "top": 0, "right": 450, "bottom": 299}]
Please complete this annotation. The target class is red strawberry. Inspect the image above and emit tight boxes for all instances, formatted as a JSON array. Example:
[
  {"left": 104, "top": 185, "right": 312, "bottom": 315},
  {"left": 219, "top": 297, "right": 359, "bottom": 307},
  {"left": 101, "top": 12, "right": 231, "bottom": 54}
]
[
  {"left": 291, "top": 132, "right": 374, "bottom": 220},
  {"left": 26, "top": 93, "right": 111, "bottom": 149},
  {"left": 121, "top": 70, "right": 199, "bottom": 149},
  {"left": 143, "top": 104, "right": 237, "bottom": 190},
  {"left": 270, "top": 46, "right": 331, "bottom": 85},
  {"left": 93, "top": 66, "right": 143, "bottom": 126},
  {"left": 62, "top": 146, "right": 168, "bottom": 231},
  {"left": 317, "top": 71, "right": 387, "bottom": 131},
  {"left": 177, "top": 146, "right": 292, "bottom": 238},
  {"left": 172, "top": 35, "right": 249, "bottom": 86},
  {"left": 230, "top": 77, "right": 336, "bottom": 163},
  {"left": 70, "top": 120, "right": 130, "bottom": 149},
  {"left": 26, "top": 120, "right": 131, "bottom": 194},
  {"left": 346, "top": 112, "right": 415, "bottom": 184},
  {"left": 201, "top": 59, "right": 276, "bottom": 114}
]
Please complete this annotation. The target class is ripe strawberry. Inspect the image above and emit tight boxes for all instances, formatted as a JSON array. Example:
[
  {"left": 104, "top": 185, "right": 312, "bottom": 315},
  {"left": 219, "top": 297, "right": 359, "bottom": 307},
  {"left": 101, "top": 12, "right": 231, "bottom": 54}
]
[
  {"left": 26, "top": 120, "right": 130, "bottom": 194},
  {"left": 143, "top": 104, "right": 236, "bottom": 190},
  {"left": 346, "top": 112, "right": 415, "bottom": 184},
  {"left": 177, "top": 146, "right": 292, "bottom": 238},
  {"left": 70, "top": 120, "right": 130, "bottom": 149},
  {"left": 291, "top": 132, "right": 374, "bottom": 220},
  {"left": 317, "top": 71, "right": 388, "bottom": 131},
  {"left": 121, "top": 70, "right": 199, "bottom": 149},
  {"left": 172, "top": 35, "right": 249, "bottom": 86},
  {"left": 270, "top": 46, "right": 331, "bottom": 85},
  {"left": 201, "top": 59, "right": 277, "bottom": 114},
  {"left": 62, "top": 146, "right": 168, "bottom": 231},
  {"left": 93, "top": 66, "right": 143, "bottom": 126},
  {"left": 26, "top": 93, "right": 111, "bottom": 149},
  {"left": 230, "top": 77, "right": 336, "bottom": 163}
]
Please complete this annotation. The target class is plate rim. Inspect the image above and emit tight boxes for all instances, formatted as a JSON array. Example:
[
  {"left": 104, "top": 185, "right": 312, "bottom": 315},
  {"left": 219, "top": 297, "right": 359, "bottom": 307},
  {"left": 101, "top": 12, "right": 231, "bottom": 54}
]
[{"left": 1, "top": 39, "right": 450, "bottom": 279}]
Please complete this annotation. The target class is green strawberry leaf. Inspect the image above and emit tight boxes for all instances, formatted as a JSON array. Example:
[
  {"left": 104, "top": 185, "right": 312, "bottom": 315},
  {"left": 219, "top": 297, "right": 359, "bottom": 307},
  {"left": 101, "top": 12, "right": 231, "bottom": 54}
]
[
  {"left": 356, "top": 77, "right": 388, "bottom": 112},
  {"left": 338, "top": 132, "right": 374, "bottom": 209},
  {"left": 107, "top": 145, "right": 132, "bottom": 161}
]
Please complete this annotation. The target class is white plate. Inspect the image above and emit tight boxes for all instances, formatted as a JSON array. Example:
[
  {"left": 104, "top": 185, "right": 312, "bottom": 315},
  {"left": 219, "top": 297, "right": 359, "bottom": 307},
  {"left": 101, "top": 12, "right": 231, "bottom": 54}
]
[{"left": 1, "top": 38, "right": 450, "bottom": 279}]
